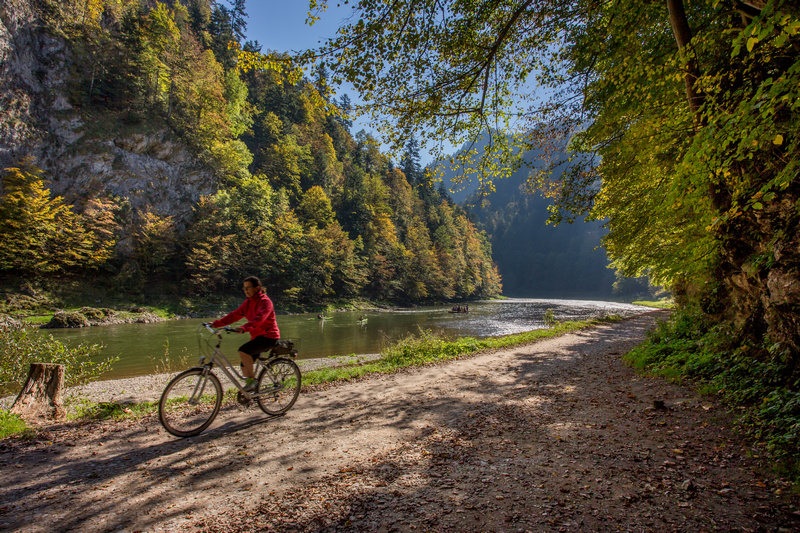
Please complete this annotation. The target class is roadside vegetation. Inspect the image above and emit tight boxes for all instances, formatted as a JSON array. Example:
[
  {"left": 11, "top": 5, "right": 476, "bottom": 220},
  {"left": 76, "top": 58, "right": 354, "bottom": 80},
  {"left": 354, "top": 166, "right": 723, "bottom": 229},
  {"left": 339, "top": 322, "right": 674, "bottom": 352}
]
[
  {"left": 0, "top": 322, "right": 116, "bottom": 396},
  {"left": 632, "top": 299, "right": 675, "bottom": 309},
  {"left": 0, "top": 411, "right": 30, "bottom": 440},
  {"left": 302, "top": 317, "right": 618, "bottom": 386},
  {"left": 625, "top": 308, "right": 800, "bottom": 482},
  {"left": 0, "top": 321, "right": 118, "bottom": 438}
]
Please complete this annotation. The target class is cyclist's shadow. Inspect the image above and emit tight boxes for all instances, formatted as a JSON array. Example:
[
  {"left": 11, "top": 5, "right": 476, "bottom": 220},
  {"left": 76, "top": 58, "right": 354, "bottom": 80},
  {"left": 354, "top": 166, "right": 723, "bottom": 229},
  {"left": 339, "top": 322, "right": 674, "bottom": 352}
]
[{"left": 200, "top": 404, "right": 286, "bottom": 437}]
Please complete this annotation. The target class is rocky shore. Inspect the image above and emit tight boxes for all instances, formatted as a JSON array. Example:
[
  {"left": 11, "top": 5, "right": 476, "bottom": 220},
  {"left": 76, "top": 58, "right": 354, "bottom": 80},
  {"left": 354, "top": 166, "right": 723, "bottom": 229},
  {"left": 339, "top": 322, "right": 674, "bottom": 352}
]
[{"left": 40, "top": 307, "right": 166, "bottom": 328}]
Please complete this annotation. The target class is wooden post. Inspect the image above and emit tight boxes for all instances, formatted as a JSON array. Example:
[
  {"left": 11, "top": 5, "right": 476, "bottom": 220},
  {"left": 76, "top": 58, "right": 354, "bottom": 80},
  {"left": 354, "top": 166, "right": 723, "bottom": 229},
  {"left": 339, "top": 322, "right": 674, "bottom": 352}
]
[{"left": 10, "top": 363, "right": 66, "bottom": 422}]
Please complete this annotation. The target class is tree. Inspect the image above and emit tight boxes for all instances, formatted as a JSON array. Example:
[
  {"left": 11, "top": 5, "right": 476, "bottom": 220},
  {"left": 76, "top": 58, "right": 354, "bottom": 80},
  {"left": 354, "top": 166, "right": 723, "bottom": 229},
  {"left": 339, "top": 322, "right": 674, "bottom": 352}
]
[
  {"left": 0, "top": 161, "right": 113, "bottom": 277},
  {"left": 183, "top": 195, "right": 237, "bottom": 293},
  {"left": 208, "top": 2, "right": 238, "bottom": 69},
  {"left": 308, "top": 0, "right": 800, "bottom": 354},
  {"left": 132, "top": 209, "right": 177, "bottom": 279},
  {"left": 333, "top": 93, "right": 353, "bottom": 130},
  {"left": 399, "top": 135, "right": 422, "bottom": 185},
  {"left": 298, "top": 186, "right": 335, "bottom": 229}
]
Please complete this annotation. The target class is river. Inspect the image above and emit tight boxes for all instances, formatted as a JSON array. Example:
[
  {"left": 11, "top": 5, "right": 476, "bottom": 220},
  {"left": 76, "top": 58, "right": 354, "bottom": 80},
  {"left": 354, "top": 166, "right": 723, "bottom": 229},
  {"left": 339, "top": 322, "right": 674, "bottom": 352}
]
[{"left": 46, "top": 299, "right": 651, "bottom": 380}]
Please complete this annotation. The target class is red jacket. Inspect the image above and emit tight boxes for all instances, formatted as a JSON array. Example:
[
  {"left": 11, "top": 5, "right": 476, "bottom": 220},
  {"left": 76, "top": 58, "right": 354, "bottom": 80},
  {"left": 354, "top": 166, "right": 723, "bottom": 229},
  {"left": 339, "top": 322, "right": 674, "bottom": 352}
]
[{"left": 211, "top": 290, "right": 280, "bottom": 340}]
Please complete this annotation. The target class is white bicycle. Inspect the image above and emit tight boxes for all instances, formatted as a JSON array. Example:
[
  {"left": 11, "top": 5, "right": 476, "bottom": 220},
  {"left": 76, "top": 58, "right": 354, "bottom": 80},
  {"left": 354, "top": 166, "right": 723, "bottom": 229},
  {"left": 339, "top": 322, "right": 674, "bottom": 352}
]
[{"left": 158, "top": 324, "right": 301, "bottom": 437}]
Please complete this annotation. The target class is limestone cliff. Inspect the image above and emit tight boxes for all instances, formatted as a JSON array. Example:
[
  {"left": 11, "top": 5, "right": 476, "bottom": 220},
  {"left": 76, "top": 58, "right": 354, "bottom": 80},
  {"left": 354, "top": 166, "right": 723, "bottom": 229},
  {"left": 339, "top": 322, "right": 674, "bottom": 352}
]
[{"left": 0, "top": 0, "right": 215, "bottom": 223}]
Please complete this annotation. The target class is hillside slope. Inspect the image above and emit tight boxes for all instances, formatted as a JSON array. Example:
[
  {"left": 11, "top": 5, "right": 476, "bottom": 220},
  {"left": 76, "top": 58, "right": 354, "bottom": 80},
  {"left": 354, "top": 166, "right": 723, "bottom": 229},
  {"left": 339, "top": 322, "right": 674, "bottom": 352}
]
[{"left": 436, "top": 140, "right": 616, "bottom": 298}]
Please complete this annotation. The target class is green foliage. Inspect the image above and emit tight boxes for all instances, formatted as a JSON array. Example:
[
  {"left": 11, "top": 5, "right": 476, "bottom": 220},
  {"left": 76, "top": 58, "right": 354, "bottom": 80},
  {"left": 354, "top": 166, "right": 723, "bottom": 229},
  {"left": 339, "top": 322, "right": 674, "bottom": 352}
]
[
  {"left": 625, "top": 309, "right": 800, "bottom": 477},
  {"left": 0, "top": 322, "right": 116, "bottom": 395},
  {"left": 0, "top": 410, "right": 31, "bottom": 440},
  {"left": 132, "top": 209, "right": 177, "bottom": 279},
  {"left": 632, "top": 299, "right": 676, "bottom": 309},
  {"left": 0, "top": 161, "right": 117, "bottom": 277},
  {"left": 12, "top": 0, "right": 503, "bottom": 308},
  {"left": 308, "top": 0, "right": 800, "bottom": 374},
  {"left": 543, "top": 309, "right": 557, "bottom": 328},
  {"left": 298, "top": 186, "right": 335, "bottom": 229}
]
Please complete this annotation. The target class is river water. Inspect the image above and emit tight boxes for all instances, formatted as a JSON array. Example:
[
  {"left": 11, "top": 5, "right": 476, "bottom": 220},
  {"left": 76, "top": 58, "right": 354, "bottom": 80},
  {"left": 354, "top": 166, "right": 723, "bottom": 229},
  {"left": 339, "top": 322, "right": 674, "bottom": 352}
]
[{"left": 46, "top": 299, "right": 651, "bottom": 380}]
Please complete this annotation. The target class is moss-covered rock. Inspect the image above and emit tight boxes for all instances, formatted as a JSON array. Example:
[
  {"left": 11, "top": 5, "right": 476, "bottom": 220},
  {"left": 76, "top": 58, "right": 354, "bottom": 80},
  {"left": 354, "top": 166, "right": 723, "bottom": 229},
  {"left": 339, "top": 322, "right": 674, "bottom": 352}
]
[
  {"left": 44, "top": 311, "right": 90, "bottom": 328},
  {"left": 79, "top": 307, "right": 115, "bottom": 323}
]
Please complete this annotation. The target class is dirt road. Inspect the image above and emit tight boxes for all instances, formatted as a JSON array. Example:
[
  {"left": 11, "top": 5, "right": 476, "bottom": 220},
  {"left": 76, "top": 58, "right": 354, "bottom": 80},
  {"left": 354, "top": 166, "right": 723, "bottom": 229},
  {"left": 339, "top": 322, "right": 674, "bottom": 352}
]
[{"left": 1, "top": 310, "right": 798, "bottom": 532}]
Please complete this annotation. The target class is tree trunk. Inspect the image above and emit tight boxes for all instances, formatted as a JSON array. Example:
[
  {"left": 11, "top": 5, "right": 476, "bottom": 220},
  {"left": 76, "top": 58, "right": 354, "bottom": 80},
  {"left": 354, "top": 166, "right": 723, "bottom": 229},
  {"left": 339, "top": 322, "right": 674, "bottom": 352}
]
[
  {"left": 666, "top": 0, "right": 729, "bottom": 212},
  {"left": 666, "top": 0, "right": 703, "bottom": 128},
  {"left": 10, "top": 363, "right": 66, "bottom": 422}
]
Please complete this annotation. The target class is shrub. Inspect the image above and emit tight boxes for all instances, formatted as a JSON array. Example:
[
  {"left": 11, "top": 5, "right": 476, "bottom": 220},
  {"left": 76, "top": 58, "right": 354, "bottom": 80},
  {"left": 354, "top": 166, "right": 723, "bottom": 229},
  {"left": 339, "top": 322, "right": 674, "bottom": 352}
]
[
  {"left": 79, "top": 307, "right": 114, "bottom": 322},
  {"left": 0, "top": 321, "right": 116, "bottom": 395}
]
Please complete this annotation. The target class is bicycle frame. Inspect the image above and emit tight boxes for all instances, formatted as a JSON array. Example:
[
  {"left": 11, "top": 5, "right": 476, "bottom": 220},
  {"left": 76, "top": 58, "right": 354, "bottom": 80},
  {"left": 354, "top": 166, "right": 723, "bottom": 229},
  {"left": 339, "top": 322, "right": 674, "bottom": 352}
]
[{"left": 197, "top": 324, "right": 275, "bottom": 399}]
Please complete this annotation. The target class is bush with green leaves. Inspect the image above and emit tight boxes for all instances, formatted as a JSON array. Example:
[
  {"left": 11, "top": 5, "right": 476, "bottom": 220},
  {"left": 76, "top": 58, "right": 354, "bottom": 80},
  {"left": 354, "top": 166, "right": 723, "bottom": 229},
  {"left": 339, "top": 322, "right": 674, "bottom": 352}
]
[
  {"left": 543, "top": 309, "right": 558, "bottom": 328},
  {"left": 0, "top": 321, "right": 116, "bottom": 395}
]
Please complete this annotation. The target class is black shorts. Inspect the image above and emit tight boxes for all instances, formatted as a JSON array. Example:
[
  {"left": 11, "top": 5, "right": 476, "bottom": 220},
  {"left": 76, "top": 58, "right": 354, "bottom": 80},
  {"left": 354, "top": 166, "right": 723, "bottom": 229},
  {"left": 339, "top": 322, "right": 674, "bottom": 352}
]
[{"left": 238, "top": 336, "right": 279, "bottom": 358}]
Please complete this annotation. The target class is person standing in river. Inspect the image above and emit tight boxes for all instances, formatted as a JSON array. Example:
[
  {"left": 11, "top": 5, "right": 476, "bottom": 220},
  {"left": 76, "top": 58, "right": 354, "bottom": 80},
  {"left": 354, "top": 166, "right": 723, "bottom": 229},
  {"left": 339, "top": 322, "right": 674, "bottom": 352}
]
[{"left": 211, "top": 276, "right": 280, "bottom": 391}]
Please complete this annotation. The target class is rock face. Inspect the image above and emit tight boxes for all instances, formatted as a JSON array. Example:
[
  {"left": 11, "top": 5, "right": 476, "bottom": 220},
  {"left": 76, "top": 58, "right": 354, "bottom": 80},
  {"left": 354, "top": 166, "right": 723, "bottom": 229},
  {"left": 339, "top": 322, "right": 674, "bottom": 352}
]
[
  {"left": 0, "top": 0, "right": 215, "bottom": 223},
  {"left": 718, "top": 189, "right": 800, "bottom": 357}
]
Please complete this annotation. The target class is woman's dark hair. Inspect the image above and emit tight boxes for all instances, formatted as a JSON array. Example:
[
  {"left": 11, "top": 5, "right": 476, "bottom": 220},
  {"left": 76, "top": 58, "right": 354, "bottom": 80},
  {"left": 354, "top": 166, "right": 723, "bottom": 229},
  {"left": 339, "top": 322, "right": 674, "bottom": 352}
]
[{"left": 243, "top": 276, "right": 262, "bottom": 288}]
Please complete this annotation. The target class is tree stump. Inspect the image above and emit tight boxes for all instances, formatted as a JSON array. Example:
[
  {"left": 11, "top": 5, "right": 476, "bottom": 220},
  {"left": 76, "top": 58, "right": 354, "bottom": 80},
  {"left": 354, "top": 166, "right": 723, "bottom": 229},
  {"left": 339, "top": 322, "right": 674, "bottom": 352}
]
[{"left": 10, "top": 363, "right": 66, "bottom": 422}]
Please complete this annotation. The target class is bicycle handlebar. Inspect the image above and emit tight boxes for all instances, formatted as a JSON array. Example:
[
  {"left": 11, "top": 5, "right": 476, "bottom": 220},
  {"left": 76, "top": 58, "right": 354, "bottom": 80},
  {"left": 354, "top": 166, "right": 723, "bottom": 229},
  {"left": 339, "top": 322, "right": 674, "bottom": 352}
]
[{"left": 202, "top": 323, "right": 237, "bottom": 337}]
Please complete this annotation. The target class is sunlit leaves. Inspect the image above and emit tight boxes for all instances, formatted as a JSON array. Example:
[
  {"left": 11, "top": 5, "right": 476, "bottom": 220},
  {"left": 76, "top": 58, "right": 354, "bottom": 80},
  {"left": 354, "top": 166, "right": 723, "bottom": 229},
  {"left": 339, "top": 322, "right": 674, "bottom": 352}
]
[{"left": 0, "top": 160, "right": 116, "bottom": 276}]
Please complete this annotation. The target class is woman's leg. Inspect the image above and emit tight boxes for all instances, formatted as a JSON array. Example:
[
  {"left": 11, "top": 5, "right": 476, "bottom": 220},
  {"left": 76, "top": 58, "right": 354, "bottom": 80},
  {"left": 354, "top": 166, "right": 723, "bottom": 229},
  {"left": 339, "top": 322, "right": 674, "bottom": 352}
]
[{"left": 239, "top": 351, "right": 255, "bottom": 379}]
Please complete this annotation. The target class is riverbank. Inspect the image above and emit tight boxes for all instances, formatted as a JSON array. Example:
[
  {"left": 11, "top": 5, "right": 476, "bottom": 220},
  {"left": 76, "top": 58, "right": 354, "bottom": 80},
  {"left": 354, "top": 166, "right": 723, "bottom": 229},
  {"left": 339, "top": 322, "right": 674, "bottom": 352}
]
[
  {"left": 0, "top": 289, "right": 405, "bottom": 329},
  {"left": 0, "top": 280, "right": 637, "bottom": 329}
]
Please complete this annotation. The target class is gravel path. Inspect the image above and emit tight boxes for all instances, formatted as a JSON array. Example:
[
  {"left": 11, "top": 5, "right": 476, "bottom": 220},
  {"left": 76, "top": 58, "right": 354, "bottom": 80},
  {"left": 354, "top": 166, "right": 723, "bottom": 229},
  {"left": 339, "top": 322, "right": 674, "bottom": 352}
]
[{"left": 1, "top": 310, "right": 798, "bottom": 532}]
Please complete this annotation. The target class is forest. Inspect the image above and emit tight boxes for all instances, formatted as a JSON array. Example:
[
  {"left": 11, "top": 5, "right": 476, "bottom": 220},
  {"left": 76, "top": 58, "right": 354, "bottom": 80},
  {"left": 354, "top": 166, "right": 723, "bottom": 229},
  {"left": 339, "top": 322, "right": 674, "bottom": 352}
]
[{"left": 0, "top": 0, "right": 502, "bottom": 306}]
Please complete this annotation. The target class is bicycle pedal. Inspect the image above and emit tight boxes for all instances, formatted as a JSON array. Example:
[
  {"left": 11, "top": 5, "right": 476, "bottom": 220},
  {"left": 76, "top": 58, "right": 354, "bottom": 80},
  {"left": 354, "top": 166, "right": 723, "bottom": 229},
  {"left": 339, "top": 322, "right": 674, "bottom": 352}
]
[{"left": 236, "top": 391, "right": 252, "bottom": 405}]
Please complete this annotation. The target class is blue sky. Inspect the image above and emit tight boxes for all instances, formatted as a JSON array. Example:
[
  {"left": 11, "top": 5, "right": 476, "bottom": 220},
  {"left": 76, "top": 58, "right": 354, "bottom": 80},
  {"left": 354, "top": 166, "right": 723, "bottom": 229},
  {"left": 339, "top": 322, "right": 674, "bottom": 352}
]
[{"left": 244, "top": 2, "right": 348, "bottom": 56}]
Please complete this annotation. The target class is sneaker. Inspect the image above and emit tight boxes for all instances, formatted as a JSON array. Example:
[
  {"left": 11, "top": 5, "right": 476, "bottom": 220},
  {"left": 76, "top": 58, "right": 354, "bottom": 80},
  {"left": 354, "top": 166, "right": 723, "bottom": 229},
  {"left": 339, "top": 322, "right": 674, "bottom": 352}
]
[{"left": 242, "top": 378, "right": 257, "bottom": 392}]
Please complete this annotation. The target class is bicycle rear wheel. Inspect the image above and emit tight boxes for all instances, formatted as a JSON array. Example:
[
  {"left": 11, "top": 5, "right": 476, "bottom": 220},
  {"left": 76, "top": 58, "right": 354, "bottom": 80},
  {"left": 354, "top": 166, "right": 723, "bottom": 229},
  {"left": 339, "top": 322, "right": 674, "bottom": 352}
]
[
  {"left": 256, "top": 357, "right": 301, "bottom": 415},
  {"left": 159, "top": 368, "right": 222, "bottom": 437}
]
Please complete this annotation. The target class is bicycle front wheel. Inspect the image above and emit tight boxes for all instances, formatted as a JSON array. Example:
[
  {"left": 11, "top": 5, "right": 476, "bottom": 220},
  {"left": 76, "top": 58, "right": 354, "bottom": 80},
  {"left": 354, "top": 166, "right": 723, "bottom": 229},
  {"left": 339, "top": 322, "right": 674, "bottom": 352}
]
[
  {"left": 256, "top": 357, "right": 301, "bottom": 415},
  {"left": 159, "top": 368, "right": 222, "bottom": 437}
]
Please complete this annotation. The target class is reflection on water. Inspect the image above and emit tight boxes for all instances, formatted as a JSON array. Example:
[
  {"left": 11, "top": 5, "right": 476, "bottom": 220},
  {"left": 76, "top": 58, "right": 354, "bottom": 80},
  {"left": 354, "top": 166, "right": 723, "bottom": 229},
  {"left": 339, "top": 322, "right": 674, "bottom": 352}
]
[{"left": 45, "top": 299, "right": 651, "bottom": 379}]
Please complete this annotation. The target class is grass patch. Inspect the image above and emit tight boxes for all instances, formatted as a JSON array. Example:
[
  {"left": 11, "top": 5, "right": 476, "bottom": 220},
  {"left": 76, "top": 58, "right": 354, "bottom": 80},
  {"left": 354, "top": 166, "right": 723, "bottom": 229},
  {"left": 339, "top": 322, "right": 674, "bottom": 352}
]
[
  {"left": 632, "top": 298, "right": 675, "bottom": 309},
  {"left": 24, "top": 315, "right": 54, "bottom": 325},
  {"left": 0, "top": 410, "right": 32, "bottom": 439},
  {"left": 66, "top": 397, "right": 157, "bottom": 421}
]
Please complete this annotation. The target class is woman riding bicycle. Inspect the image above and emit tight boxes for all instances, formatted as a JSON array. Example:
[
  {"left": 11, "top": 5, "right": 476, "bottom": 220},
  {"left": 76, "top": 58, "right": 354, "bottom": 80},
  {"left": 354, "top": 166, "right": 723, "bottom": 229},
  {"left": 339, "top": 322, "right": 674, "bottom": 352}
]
[{"left": 211, "top": 276, "right": 280, "bottom": 391}]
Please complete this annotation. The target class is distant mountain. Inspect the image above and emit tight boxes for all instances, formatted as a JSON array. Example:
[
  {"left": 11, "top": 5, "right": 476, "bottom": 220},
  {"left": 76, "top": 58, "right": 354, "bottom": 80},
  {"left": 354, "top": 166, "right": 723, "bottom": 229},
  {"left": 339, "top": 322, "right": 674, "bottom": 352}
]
[{"left": 433, "top": 139, "right": 618, "bottom": 299}]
